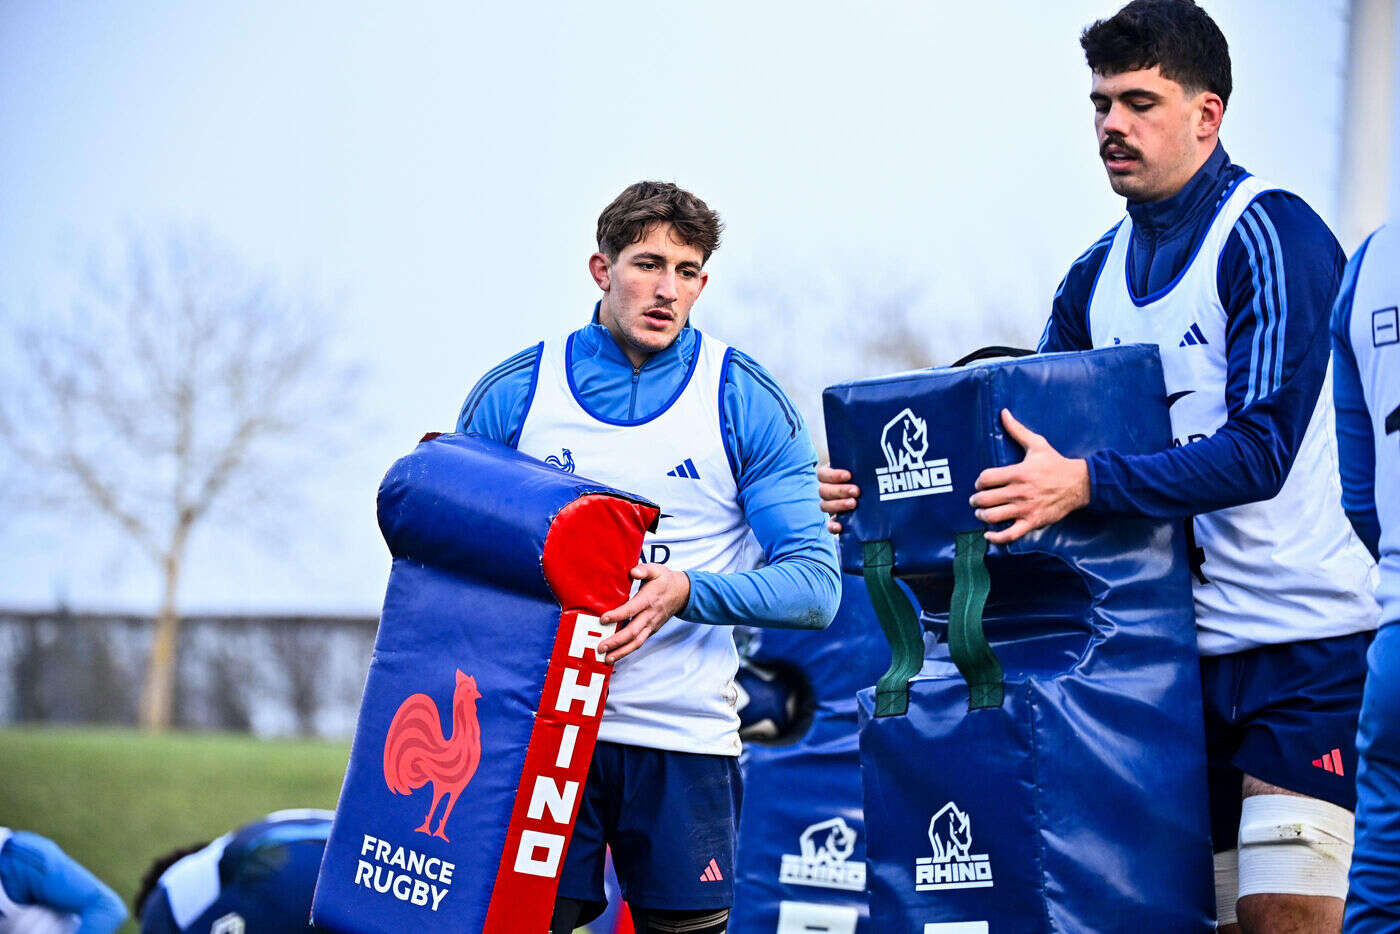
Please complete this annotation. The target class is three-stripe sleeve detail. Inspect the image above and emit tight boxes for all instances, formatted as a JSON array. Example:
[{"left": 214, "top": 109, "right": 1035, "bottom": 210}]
[
  {"left": 1039, "top": 222, "right": 1120, "bottom": 351},
  {"left": 1235, "top": 203, "right": 1289, "bottom": 405},
  {"left": 729, "top": 352, "right": 800, "bottom": 438},
  {"left": 456, "top": 344, "right": 540, "bottom": 431}
]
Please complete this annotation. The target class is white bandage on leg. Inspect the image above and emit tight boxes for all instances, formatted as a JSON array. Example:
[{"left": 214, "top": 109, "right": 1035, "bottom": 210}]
[
  {"left": 1236, "top": 794, "right": 1354, "bottom": 900},
  {"left": 1214, "top": 848, "right": 1239, "bottom": 926}
]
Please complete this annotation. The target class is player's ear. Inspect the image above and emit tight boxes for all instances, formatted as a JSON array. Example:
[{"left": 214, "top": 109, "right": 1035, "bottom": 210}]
[
  {"left": 589, "top": 252, "right": 612, "bottom": 291},
  {"left": 1196, "top": 91, "right": 1224, "bottom": 141}
]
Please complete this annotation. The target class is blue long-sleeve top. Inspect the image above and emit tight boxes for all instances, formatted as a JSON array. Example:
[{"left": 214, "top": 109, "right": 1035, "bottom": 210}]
[
  {"left": 1038, "top": 143, "right": 1345, "bottom": 517},
  {"left": 139, "top": 811, "right": 332, "bottom": 933},
  {"left": 457, "top": 310, "right": 841, "bottom": 630},
  {"left": 1331, "top": 232, "right": 1383, "bottom": 560},
  {"left": 0, "top": 831, "right": 126, "bottom": 934}
]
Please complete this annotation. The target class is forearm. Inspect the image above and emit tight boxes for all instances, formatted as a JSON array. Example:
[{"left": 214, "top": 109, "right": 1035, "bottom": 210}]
[
  {"left": 4, "top": 835, "right": 126, "bottom": 934},
  {"left": 73, "top": 895, "right": 128, "bottom": 934},
  {"left": 684, "top": 555, "right": 840, "bottom": 629},
  {"left": 1085, "top": 413, "right": 1293, "bottom": 518}
]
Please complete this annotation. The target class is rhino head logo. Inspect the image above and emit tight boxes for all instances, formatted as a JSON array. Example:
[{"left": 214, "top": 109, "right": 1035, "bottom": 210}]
[
  {"left": 798, "top": 817, "right": 857, "bottom": 865},
  {"left": 928, "top": 802, "right": 973, "bottom": 862},
  {"left": 880, "top": 408, "right": 929, "bottom": 472}
]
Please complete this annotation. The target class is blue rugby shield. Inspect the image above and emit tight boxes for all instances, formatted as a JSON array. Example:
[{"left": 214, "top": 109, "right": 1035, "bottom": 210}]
[
  {"left": 311, "top": 434, "right": 657, "bottom": 934},
  {"left": 824, "top": 345, "right": 1214, "bottom": 933}
]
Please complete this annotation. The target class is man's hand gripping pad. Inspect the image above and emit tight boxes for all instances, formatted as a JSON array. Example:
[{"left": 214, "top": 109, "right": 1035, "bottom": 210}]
[
  {"left": 823, "top": 346, "right": 1215, "bottom": 933},
  {"left": 311, "top": 434, "right": 658, "bottom": 934}
]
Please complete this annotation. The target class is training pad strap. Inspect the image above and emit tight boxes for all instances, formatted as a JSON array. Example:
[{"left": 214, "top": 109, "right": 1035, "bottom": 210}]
[
  {"left": 949, "top": 530, "right": 1002, "bottom": 709},
  {"left": 862, "top": 540, "right": 924, "bottom": 717}
]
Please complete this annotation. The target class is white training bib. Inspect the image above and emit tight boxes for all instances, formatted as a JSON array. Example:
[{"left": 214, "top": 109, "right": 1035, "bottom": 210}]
[
  {"left": 516, "top": 330, "right": 764, "bottom": 755},
  {"left": 0, "top": 830, "right": 80, "bottom": 934},
  {"left": 1345, "top": 223, "right": 1400, "bottom": 629},
  {"left": 1088, "top": 175, "right": 1377, "bottom": 654}
]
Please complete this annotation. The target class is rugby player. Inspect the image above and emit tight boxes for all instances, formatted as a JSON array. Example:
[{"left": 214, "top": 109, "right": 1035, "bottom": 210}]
[
  {"left": 134, "top": 809, "right": 332, "bottom": 933},
  {"left": 0, "top": 828, "right": 125, "bottom": 933},
  {"left": 1331, "top": 222, "right": 1399, "bottom": 931},
  {"left": 818, "top": 3, "right": 1378, "bottom": 930},
  {"left": 456, "top": 181, "right": 840, "bottom": 934}
]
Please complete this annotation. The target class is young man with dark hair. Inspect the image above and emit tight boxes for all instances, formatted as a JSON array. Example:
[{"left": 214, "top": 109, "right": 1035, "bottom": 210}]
[
  {"left": 458, "top": 180, "right": 840, "bottom": 934},
  {"left": 1331, "top": 222, "right": 1400, "bottom": 932},
  {"left": 820, "top": 2, "right": 1377, "bottom": 931},
  {"left": 134, "top": 809, "right": 333, "bottom": 933}
]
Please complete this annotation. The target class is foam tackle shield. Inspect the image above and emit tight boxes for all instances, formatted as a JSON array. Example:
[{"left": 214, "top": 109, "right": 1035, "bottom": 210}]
[
  {"left": 823, "top": 346, "right": 1214, "bottom": 933},
  {"left": 311, "top": 434, "right": 658, "bottom": 934},
  {"left": 731, "top": 577, "right": 890, "bottom": 934}
]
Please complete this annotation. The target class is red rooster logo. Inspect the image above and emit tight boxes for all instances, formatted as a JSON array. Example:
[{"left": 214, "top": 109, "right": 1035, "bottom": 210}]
[{"left": 382, "top": 669, "right": 483, "bottom": 841}]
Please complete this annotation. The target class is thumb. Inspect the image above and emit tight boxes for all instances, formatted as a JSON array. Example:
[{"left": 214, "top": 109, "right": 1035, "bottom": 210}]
[
  {"left": 631, "top": 563, "right": 657, "bottom": 580},
  {"left": 1000, "top": 408, "right": 1043, "bottom": 451}
]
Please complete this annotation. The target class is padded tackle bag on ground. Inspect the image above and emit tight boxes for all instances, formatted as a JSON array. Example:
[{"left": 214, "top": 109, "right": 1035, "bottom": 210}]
[
  {"left": 731, "top": 576, "right": 891, "bottom": 934},
  {"left": 823, "top": 345, "right": 1213, "bottom": 933},
  {"left": 311, "top": 433, "right": 658, "bottom": 934}
]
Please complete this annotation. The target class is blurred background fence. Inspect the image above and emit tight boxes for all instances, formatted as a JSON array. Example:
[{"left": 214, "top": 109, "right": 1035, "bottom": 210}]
[{"left": 0, "top": 610, "right": 375, "bottom": 738}]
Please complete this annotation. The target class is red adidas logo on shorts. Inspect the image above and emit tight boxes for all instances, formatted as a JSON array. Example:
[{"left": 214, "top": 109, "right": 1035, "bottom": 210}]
[{"left": 1311, "top": 748, "right": 1345, "bottom": 776}]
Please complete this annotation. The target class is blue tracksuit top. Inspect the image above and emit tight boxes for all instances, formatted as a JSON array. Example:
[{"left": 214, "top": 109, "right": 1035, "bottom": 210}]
[
  {"left": 139, "top": 811, "right": 332, "bottom": 933},
  {"left": 457, "top": 310, "right": 841, "bottom": 631},
  {"left": 1038, "top": 143, "right": 1346, "bottom": 517},
  {"left": 1331, "top": 231, "right": 1383, "bottom": 560},
  {"left": 0, "top": 831, "right": 126, "bottom": 933}
]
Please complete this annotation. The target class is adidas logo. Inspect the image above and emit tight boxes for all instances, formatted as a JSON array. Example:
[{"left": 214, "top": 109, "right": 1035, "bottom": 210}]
[
  {"left": 666, "top": 458, "right": 701, "bottom": 480},
  {"left": 699, "top": 858, "right": 724, "bottom": 883},
  {"left": 1179, "top": 323, "right": 1208, "bottom": 347},
  {"left": 1312, "top": 748, "right": 1345, "bottom": 776}
]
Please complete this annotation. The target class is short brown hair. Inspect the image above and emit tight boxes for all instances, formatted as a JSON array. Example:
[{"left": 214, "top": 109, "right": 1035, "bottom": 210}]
[{"left": 596, "top": 181, "right": 723, "bottom": 264}]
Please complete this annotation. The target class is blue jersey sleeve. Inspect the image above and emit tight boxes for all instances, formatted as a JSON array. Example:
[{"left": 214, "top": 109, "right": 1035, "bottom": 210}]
[
  {"left": 0, "top": 832, "right": 126, "bottom": 934},
  {"left": 1037, "top": 223, "right": 1120, "bottom": 353},
  {"left": 1332, "top": 233, "right": 1382, "bottom": 559},
  {"left": 1085, "top": 192, "right": 1345, "bottom": 517},
  {"left": 681, "top": 351, "right": 841, "bottom": 630},
  {"left": 455, "top": 343, "right": 542, "bottom": 446},
  {"left": 137, "top": 887, "right": 179, "bottom": 934}
]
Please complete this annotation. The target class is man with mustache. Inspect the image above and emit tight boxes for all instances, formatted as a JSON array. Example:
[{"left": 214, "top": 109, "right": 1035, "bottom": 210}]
[
  {"left": 819, "top": 2, "right": 1377, "bottom": 931},
  {"left": 458, "top": 181, "right": 839, "bottom": 934}
]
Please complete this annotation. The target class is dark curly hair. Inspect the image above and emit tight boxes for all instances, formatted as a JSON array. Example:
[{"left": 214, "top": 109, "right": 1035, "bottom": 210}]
[
  {"left": 133, "top": 840, "right": 210, "bottom": 919},
  {"left": 596, "top": 181, "right": 723, "bottom": 264},
  {"left": 1081, "top": 0, "right": 1232, "bottom": 106}
]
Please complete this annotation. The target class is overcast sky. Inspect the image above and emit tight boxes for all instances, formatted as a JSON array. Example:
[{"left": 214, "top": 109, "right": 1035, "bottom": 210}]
[{"left": 1, "top": 0, "right": 1395, "bottom": 613}]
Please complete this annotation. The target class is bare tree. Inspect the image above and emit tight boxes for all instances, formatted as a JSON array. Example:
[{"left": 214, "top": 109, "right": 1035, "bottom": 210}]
[{"left": 0, "top": 229, "right": 358, "bottom": 730}]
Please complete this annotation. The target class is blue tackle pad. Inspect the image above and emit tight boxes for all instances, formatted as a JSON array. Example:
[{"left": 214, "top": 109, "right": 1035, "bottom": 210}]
[
  {"left": 823, "top": 345, "right": 1214, "bottom": 933},
  {"left": 731, "top": 576, "right": 890, "bottom": 934},
  {"left": 311, "top": 434, "right": 656, "bottom": 934}
]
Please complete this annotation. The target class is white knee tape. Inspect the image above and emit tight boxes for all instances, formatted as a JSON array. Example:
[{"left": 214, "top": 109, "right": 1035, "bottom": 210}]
[
  {"left": 1214, "top": 848, "right": 1239, "bottom": 926},
  {"left": 1236, "top": 794, "right": 1354, "bottom": 900}
]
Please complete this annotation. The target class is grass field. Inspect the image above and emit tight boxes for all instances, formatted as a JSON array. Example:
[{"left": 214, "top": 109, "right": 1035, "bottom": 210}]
[{"left": 0, "top": 726, "right": 351, "bottom": 933}]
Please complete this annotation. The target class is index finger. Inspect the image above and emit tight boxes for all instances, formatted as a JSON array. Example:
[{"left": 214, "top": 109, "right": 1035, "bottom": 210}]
[
  {"left": 818, "top": 466, "right": 852, "bottom": 484},
  {"left": 600, "top": 593, "right": 646, "bottom": 626},
  {"left": 975, "top": 464, "right": 1020, "bottom": 491}
]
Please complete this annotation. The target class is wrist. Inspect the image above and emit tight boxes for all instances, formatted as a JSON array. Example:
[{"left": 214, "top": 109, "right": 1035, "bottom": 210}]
[
  {"left": 1073, "top": 458, "right": 1091, "bottom": 509},
  {"left": 676, "top": 570, "right": 692, "bottom": 618}
]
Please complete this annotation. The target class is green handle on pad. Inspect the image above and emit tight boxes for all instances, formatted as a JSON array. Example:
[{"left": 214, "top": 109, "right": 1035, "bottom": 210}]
[
  {"left": 863, "top": 531, "right": 1003, "bottom": 716},
  {"left": 949, "top": 531, "right": 1002, "bottom": 709}
]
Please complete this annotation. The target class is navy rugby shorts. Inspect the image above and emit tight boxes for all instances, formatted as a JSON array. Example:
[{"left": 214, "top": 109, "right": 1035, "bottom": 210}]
[
  {"left": 556, "top": 740, "right": 742, "bottom": 918},
  {"left": 1200, "top": 630, "right": 1372, "bottom": 851}
]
